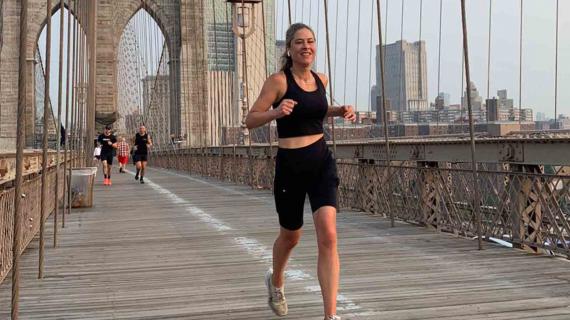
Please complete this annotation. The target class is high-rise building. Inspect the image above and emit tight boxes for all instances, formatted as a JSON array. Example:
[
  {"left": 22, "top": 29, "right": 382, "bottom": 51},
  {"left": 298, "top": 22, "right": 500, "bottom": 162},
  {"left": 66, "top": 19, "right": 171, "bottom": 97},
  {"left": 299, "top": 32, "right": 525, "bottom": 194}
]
[
  {"left": 370, "top": 85, "right": 379, "bottom": 112},
  {"left": 462, "top": 82, "right": 483, "bottom": 111},
  {"left": 497, "top": 89, "right": 514, "bottom": 109},
  {"left": 201, "top": 0, "right": 275, "bottom": 145},
  {"left": 435, "top": 92, "right": 450, "bottom": 110},
  {"left": 376, "top": 40, "right": 428, "bottom": 113}
]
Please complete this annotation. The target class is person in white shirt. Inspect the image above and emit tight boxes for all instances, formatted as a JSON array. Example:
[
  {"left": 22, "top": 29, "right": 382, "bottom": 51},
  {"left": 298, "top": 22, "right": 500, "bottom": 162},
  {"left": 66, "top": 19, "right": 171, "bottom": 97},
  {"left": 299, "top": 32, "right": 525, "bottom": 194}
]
[{"left": 93, "top": 144, "right": 102, "bottom": 164}]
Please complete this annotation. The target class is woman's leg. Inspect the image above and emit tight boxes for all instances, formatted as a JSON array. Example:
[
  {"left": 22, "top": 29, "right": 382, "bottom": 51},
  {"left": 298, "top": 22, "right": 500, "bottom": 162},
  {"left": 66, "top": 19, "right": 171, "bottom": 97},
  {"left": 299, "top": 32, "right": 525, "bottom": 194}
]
[
  {"left": 140, "top": 161, "right": 147, "bottom": 178},
  {"left": 272, "top": 227, "right": 302, "bottom": 287},
  {"left": 135, "top": 161, "right": 141, "bottom": 179},
  {"left": 313, "top": 206, "right": 339, "bottom": 317}
]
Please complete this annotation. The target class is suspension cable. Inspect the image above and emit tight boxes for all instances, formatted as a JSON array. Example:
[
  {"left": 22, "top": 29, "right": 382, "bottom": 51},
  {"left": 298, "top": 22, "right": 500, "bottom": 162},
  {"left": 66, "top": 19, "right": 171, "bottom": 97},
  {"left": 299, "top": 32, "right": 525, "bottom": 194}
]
[
  {"left": 460, "top": 0, "right": 483, "bottom": 251},
  {"left": 436, "top": 0, "right": 442, "bottom": 125},
  {"left": 261, "top": 0, "right": 273, "bottom": 156},
  {"left": 323, "top": 0, "right": 336, "bottom": 154},
  {"left": 376, "top": 0, "right": 393, "bottom": 227},
  {"left": 342, "top": 0, "right": 349, "bottom": 105},
  {"left": 53, "top": 0, "right": 65, "bottom": 248},
  {"left": 518, "top": 0, "right": 523, "bottom": 125},
  {"left": 287, "top": 0, "right": 292, "bottom": 25},
  {"left": 12, "top": 0, "right": 28, "bottom": 315},
  {"left": 418, "top": 0, "right": 423, "bottom": 111},
  {"left": 62, "top": 0, "right": 74, "bottom": 228},
  {"left": 486, "top": 0, "right": 492, "bottom": 100},
  {"left": 398, "top": 0, "right": 404, "bottom": 114},
  {"left": 39, "top": 0, "right": 53, "bottom": 280},
  {"left": 367, "top": 0, "right": 374, "bottom": 113},
  {"left": 354, "top": 0, "right": 362, "bottom": 110},
  {"left": 554, "top": 0, "right": 559, "bottom": 124}
]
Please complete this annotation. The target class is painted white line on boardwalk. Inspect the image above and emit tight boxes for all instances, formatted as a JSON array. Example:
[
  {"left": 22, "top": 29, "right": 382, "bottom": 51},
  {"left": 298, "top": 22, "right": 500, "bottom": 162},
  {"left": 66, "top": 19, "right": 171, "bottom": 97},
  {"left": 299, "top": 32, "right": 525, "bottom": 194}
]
[
  {"left": 130, "top": 171, "right": 362, "bottom": 313},
  {"left": 151, "top": 168, "right": 274, "bottom": 205}
]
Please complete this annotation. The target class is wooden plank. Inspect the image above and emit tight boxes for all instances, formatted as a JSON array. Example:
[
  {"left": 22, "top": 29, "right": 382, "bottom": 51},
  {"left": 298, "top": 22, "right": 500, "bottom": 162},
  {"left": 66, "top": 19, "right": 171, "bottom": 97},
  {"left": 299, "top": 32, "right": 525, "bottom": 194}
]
[{"left": 1, "top": 166, "right": 570, "bottom": 319}]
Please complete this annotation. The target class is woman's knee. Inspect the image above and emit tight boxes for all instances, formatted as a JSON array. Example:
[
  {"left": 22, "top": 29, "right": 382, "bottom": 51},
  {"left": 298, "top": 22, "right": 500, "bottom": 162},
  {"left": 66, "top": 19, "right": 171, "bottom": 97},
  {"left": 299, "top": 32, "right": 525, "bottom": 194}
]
[
  {"left": 278, "top": 229, "right": 301, "bottom": 249},
  {"left": 315, "top": 208, "right": 338, "bottom": 250},
  {"left": 317, "top": 228, "right": 337, "bottom": 250}
]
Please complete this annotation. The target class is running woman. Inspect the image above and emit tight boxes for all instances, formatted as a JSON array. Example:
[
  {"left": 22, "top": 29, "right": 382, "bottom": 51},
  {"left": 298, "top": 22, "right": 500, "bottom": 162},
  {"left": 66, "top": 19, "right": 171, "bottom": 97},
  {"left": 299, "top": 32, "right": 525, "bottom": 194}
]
[
  {"left": 97, "top": 125, "right": 118, "bottom": 186},
  {"left": 133, "top": 125, "right": 152, "bottom": 184},
  {"left": 245, "top": 23, "right": 355, "bottom": 320}
]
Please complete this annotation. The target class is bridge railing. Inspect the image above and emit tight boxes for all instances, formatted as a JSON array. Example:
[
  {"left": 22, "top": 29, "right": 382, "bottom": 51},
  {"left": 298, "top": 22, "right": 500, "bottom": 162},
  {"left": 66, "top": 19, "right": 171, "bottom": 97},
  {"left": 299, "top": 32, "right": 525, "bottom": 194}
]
[
  {"left": 0, "top": 152, "right": 71, "bottom": 284},
  {"left": 151, "top": 139, "right": 570, "bottom": 258}
]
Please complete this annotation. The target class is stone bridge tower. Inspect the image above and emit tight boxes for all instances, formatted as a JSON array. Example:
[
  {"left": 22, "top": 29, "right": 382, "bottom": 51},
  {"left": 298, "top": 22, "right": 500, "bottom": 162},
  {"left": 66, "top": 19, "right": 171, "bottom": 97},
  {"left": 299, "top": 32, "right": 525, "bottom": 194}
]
[{"left": 0, "top": 0, "right": 210, "bottom": 150}]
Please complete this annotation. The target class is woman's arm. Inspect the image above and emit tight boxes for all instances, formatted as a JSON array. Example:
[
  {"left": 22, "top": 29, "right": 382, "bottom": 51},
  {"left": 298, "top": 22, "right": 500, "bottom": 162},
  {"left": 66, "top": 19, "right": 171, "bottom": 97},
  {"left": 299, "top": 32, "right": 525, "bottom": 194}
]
[
  {"left": 246, "top": 73, "right": 293, "bottom": 129},
  {"left": 316, "top": 73, "right": 356, "bottom": 121},
  {"left": 327, "top": 105, "right": 356, "bottom": 122}
]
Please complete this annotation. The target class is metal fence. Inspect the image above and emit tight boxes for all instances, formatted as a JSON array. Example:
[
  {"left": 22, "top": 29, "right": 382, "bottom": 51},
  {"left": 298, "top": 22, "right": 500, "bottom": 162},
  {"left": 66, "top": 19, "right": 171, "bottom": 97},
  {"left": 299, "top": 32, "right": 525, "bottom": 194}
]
[
  {"left": 0, "top": 164, "right": 66, "bottom": 283},
  {"left": 151, "top": 147, "right": 570, "bottom": 258}
]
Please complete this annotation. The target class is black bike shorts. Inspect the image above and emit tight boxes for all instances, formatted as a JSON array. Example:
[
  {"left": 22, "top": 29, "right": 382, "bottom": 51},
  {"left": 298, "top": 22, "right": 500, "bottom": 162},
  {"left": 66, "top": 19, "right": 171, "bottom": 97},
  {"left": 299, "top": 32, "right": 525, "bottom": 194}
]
[
  {"left": 273, "top": 137, "right": 339, "bottom": 231},
  {"left": 134, "top": 153, "right": 148, "bottom": 162},
  {"left": 100, "top": 152, "right": 113, "bottom": 165}
]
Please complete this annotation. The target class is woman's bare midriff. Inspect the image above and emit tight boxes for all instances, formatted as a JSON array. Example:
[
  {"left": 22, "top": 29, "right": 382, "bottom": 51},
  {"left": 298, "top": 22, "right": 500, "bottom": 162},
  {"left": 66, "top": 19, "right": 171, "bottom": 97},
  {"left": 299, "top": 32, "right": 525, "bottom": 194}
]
[{"left": 278, "top": 133, "right": 324, "bottom": 149}]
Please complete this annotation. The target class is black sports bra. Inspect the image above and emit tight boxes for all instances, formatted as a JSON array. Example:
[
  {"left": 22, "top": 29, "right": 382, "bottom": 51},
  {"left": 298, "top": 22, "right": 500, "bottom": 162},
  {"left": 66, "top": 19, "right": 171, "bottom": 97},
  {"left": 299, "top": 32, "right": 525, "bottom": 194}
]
[{"left": 272, "top": 68, "right": 328, "bottom": 138}]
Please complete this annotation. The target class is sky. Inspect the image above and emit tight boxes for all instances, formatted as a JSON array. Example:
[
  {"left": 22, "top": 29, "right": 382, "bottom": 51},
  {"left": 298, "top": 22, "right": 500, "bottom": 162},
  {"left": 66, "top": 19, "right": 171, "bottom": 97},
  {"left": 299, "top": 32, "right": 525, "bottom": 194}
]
[
  {"left": 275, "top": 0, "right": 570, "bottom": 118},
  {"left": 38, "top": 0, "right": 569, "bottom": 121}
]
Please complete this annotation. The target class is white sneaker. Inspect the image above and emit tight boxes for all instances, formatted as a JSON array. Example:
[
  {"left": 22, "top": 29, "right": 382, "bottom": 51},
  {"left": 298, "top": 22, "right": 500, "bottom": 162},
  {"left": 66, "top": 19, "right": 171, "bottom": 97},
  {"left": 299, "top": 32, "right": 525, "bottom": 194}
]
[
  {"left": 325, "top": 316, "right": 341, "bottom": 320},
  {"left": 265, "top": 269, "right": 288, "bottom": 316}
]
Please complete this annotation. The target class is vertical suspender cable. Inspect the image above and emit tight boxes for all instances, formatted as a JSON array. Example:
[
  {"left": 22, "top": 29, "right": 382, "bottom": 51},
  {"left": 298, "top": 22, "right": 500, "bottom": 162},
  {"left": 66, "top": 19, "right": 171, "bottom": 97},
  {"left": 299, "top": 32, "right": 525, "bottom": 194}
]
[
  {"left": 354, "top": 0, "right": 362, "bottom": 110},
  {"left": 12, "top": 0, "right": 28, "bottom": 316},
  {"left": 63, "top": 0, "right": 73, "bottom": 228},
  {"left": 69, "top": 0, "right": 78, "bottom": 196},
  {"left": 314, "top": 0, "right": 319, "bottom": 69},
  {"left": 87, "top": 0, "right": 96, "bottom": 166},
  {"left": 80, "top": 3, "right": 87, "bottom": 166},
  {"left": 287, "top": 0, "right": 292, "bottom": 26},
  {"left": 486, "top": 0, "right": 492, "bottom": 100},
  {"left": 182, "top": 0, "right": 192, "bottom": 146},
  {"left": 436, "top": 0, "right": 442, "bottom": 125},
  {"left": 238, "top": 0, "right": 254, "bottom": 186},
  {"left": 39, "top": 0, "right": 53, "bottom": 280},
  {"left": 376, "top": 0, "right": 393, "bottom": 227},
  {"left": 342, "top": 0, "right": 349, "bottom": 105},
  {"left": 460, "top": 49, "right": 464, "bottom": 130},
  {"left": 54, "top": 0, "right": 66, "bottom": 247},
  {"left": 418, "top": 0, "right": 423, "bottom": 112},
  {"left": 261, "top": 0, "right": 273, "bottom": 157},
  {"left": 367, "top": 0, "right": 374, "bottom": 113},
  {"left": 398, "top": 0, "right": 404, "bottom": 114},
  {"left": 323, "top": 0, "right": 336, "bottom": 154},
  {"left": 518, "top": 0, "right": 523, "bottom": 125},
  {"left": 213, "top": 0, "right": 223, "bottom": 146},
  {"left": 460, "top": 0, "right": 483, "bottom": 250},
  {"left": 333, "top": 0, "right": 339, "bottom": 97},
  {"left": 554, "top": 0, "right": 559, "bottom": 124},
  {"left": 77, "top": 4, "right": 83, "bottom": 167},
  {"left": 384, "top": 0, "right": 389, "bottom": 67}
]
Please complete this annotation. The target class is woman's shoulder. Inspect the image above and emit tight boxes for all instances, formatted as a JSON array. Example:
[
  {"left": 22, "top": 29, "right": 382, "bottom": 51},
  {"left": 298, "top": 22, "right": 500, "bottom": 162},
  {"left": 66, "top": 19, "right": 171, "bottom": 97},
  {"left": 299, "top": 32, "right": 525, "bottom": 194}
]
[
  {"left": 314, "top": 72, "right": 328, "bottom": 87},
  {"left": 267, "top": 71, "right": 287, "bottom": 84},
  {"left": 263, "top": 71, "right": 288, "bottom": 94}
]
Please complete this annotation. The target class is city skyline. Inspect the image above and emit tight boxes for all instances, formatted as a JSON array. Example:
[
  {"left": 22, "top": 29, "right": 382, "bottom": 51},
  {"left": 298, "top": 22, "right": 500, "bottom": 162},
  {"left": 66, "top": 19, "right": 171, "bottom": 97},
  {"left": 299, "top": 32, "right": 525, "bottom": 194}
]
[
  {"left": 36, "top": 1, "right": 570, "bottom": 121},
  {"left": 274, "top": 0, "right": 570, "bottom": 117}
]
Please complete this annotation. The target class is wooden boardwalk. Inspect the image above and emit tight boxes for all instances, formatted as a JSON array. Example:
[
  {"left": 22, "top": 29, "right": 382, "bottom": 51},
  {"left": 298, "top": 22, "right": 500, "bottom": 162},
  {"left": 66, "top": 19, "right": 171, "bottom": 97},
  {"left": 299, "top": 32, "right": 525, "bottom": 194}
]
[{"left": 2, "top": 166, "right": 570, "bottom": 319}]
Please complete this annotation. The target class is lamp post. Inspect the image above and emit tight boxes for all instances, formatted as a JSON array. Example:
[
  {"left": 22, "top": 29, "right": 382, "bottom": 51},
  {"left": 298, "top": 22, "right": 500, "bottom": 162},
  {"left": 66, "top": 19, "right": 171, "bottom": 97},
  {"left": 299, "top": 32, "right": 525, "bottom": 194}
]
[{"left": 227, "top": 0, "right": 261, "bottom": 145}]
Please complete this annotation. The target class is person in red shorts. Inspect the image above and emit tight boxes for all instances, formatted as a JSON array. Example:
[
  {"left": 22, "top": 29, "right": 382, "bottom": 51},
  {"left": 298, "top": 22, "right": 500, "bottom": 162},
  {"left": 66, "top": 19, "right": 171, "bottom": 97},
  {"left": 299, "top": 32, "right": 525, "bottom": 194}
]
[{"left": 116, "top": 137, "right": 130, "bottom": 173}]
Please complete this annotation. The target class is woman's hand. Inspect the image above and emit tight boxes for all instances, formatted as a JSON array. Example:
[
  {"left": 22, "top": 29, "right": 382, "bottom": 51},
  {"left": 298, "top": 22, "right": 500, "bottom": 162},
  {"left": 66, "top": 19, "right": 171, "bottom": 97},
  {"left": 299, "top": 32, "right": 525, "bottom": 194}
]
[
  {"left": 340, "top": 105, "right": 356, "bottom": 122},
  {"left": 273, "top": 99, "right": 297, "bottom": 119}
]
